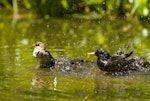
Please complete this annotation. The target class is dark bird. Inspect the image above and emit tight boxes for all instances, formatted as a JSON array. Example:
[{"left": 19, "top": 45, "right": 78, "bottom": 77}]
[
  {"left": 89, "top": 48, "right": 150, "bottom": 73},
  {"left": 33, "top": 42, "right": 96, "bottom": 72}
]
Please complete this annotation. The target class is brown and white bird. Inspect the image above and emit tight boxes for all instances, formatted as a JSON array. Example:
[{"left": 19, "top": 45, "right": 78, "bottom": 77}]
[
  {"left": 33, "top": 42, "right": 96, "bottom": 71},
  {"left": 33, "top": 42, "right": 55, "bottom": 67}
]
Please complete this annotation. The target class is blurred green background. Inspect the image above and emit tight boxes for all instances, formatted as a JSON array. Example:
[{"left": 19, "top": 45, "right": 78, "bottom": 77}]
[
  {"left": 0, "top": 0, "right": 150, "bottom": 101},
  {"left": 0, "top": 0, "right": 149, "bottom": 19}
]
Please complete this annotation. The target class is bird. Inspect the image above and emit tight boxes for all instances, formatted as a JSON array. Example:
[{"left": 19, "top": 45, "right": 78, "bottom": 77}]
[
  {"left": 33, "top": 42, "right": 55, "bottom": 67},
  {"left": 88, "top": 48, "right": 150, "bottom": 73},
  {"left": 33, "top": 42, "right": 96, "bottom": 72}
]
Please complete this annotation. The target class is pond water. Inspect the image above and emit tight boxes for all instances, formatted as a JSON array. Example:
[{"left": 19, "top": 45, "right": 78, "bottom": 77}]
[{"left": 0, "top": 15, "right": 150, "bottom": 101}]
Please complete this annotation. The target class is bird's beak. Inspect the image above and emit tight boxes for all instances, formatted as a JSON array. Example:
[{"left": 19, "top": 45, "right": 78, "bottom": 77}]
[{"left": 87, "top": 52, "right": 95, "bottom": 57}]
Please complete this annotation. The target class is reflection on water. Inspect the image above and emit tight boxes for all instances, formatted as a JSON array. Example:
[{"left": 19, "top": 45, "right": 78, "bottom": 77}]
[
  {"left": 0, "top": 15, "right": 150, "bottom": 101},
  {"left": 31, "top": 68, "right": 51, "bottom": 90}
]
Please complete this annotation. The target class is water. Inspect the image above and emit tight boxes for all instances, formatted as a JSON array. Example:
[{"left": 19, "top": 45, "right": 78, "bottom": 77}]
[{"left": 0, "top": 15, "right": 150, "bottom": 101}]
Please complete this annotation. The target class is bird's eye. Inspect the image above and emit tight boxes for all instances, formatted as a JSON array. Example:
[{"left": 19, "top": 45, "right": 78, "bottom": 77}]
[{"left": 36, "top": 44, "right": 39, "bottom": 46}]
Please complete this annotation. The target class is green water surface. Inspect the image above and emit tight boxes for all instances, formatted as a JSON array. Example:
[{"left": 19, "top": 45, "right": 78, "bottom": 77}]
[{"left": 0, "top": 15, "right": 150, "bottom": 101}]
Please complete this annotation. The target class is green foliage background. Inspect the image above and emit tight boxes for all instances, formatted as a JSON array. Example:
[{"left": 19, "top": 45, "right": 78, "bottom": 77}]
[{"left": 0, "top": 0, "right": 149, "bottom": 19}]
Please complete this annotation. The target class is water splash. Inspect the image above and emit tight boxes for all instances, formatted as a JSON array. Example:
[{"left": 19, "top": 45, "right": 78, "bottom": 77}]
[{"left": 53, "top": 77, "right": 57, "bottom": 90}]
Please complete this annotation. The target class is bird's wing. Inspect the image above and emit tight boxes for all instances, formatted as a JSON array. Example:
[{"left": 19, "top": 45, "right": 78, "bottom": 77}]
[{"left": 125, "top": 51, "right": 133, "bottom": 58}]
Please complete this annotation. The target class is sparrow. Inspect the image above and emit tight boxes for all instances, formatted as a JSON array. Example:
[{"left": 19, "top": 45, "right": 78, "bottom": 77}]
[
  {"left": 33, "top": 42, "right": 55, "bottom": 67},
  {"left": 33, "top": 42, "right": 96, "bottom": 71}
]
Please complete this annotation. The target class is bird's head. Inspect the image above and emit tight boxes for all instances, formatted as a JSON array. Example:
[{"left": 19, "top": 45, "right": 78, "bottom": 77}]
[
  {"left": 33, "top": 42, "right": 45, "bottom": 49},
  {"left": 95, "top": 48, "right": 111, "bottom": 60}
]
